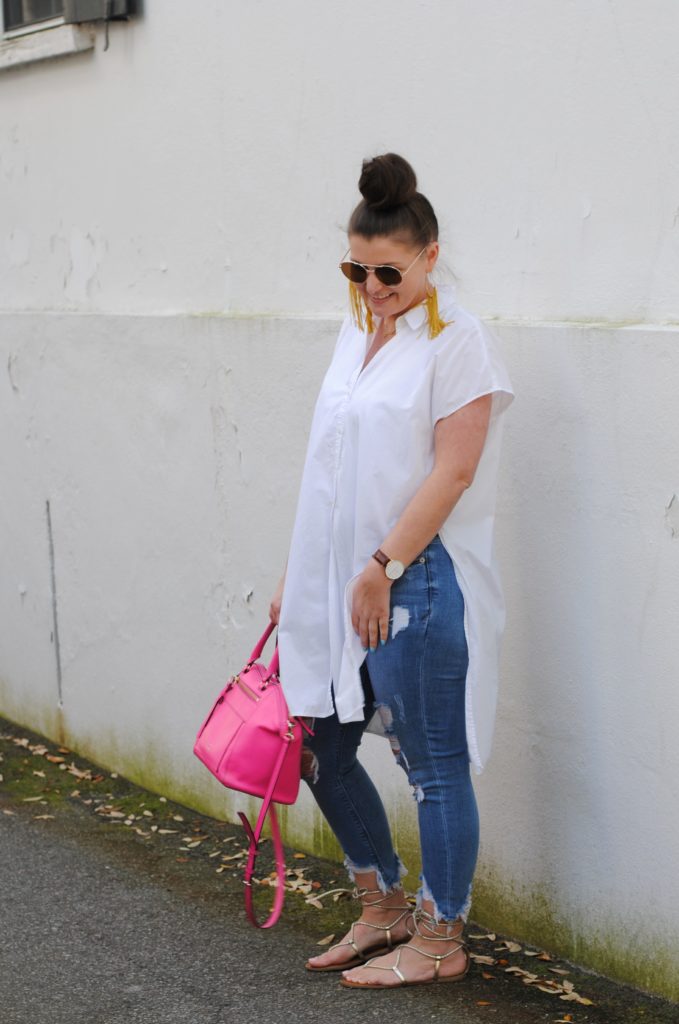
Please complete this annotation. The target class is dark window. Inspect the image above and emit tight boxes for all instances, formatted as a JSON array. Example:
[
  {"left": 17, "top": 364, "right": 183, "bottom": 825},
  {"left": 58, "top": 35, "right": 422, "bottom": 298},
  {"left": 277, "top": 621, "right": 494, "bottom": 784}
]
[{"left": 3, "top": 0, "right": 64, "bottom": 30}]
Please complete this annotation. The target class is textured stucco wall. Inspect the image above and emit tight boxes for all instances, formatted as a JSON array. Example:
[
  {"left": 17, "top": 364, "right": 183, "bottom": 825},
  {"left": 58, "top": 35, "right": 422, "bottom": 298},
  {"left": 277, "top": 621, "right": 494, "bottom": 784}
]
[
  {"left": 2, "top": 0, "right": 679, "bottom": 1001},
  {"left": 2, "top": 0, "right": 679, "bottom": 323},
  {"left": 2, "top": 313, "right": 678, "bottom": 999}
]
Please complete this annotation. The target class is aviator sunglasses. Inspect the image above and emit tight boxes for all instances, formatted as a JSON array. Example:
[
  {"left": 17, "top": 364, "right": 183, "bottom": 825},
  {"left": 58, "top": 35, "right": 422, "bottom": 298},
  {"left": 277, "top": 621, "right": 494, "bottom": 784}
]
[{"left": 339, "top": 246, "right": 427, "bottom": 287}]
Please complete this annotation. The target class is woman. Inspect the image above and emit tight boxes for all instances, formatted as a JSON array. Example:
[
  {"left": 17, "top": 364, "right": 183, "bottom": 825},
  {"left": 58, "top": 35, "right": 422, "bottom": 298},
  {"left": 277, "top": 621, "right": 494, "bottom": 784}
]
[{"left": 271, "top": 153, "right": 514, "bottom": 989}]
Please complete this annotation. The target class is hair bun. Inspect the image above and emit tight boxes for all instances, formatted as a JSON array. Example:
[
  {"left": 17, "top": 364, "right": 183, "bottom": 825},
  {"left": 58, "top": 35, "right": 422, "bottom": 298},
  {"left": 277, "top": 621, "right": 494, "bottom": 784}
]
[{"left": 358, "top": 153, "right": 418, "bottom": 210}]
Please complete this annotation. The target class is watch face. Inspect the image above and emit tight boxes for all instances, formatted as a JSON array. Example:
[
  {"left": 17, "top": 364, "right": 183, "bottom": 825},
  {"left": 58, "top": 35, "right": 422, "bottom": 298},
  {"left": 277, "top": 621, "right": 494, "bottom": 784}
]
[{"left": 386, "top": 559, "right": 405, "bottom": 580}]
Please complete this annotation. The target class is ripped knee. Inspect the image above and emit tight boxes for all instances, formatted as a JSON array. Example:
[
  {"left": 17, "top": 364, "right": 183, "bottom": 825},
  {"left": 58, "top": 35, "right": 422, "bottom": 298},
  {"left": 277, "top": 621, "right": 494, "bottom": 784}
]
[
  {"left": 301, "top": 745, "right": 320, "bottom": 784},
  {"left": 375, "top": 702, "right": 411, "bottom": 775}
]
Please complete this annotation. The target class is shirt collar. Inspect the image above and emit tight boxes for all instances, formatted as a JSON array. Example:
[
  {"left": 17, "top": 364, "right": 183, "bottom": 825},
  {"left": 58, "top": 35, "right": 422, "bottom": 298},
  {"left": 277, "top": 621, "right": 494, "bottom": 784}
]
[
  {"left": 395, "top": 285, "right": 457, "bottom": 333},
  {"left": 397, "top": 301, "right": 427, "bottom": 332}
]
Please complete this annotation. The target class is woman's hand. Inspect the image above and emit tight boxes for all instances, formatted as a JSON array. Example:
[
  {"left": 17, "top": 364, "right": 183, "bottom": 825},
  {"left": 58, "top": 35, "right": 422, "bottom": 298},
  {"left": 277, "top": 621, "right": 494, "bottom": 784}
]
[
  {"left": 351, "top": 560, "right": 393, "bottom": 651},
  {"left": 269, "top": 574, "right": 285, "bottom": 625}
]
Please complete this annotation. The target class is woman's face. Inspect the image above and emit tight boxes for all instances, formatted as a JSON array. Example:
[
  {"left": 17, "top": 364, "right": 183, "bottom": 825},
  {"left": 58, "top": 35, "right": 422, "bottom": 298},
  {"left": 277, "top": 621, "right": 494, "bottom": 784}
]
[{"left": 347, "top": 234, "right": 439, "bottom": 322}]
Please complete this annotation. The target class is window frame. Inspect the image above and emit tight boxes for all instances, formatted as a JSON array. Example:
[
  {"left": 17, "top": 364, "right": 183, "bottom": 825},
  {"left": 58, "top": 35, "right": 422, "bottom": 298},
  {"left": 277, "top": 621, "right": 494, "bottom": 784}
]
[{"left": 2, "top": 2, "right": 65, "bottom": 37}]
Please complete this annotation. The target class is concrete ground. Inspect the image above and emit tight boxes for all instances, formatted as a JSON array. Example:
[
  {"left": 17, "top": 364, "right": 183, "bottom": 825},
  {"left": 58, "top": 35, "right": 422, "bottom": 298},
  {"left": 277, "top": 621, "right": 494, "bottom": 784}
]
[{"left": 1, "top": 716, "right": 677, "bottom": 1024}]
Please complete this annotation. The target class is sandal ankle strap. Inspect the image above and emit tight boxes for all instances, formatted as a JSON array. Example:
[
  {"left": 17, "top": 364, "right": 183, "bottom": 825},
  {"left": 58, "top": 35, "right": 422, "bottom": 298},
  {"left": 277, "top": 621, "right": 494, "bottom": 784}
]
[
  {"left": 411, "top": 908, "right": 466, "bottom": 946},
  {"left": 351, "top": 885, "right": 409, "bottom": 909}
]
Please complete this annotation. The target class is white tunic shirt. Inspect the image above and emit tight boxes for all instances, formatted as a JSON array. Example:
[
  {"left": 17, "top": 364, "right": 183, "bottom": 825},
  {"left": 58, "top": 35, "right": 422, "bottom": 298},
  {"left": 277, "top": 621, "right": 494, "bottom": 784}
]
[{"left": 278, "top": 286, "right": 514, "bottom": 773}]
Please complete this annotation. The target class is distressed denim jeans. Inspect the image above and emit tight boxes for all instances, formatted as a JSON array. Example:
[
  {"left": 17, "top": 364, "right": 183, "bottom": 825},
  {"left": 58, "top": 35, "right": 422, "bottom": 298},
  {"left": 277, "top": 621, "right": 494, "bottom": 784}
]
[{"left": 302, "top": 535, "right": 479, "bottom": 921}]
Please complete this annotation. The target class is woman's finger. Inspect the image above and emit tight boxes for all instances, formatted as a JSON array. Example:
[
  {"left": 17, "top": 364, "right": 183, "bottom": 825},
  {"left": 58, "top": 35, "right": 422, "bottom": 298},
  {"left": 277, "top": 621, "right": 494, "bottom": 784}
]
[
  {"left": 367, "top": 618, "right": 379, "bottom": 651},
  {"left": 378, "top": 615, "right": 389, "bottom": 645},
  {"left": 352, "top": 607, "right": 361, "bottom": 636}
]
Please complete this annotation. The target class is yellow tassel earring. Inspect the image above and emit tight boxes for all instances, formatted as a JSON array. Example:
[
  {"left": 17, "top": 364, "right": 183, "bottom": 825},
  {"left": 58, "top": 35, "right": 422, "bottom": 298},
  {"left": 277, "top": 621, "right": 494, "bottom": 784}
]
[
  {"left": 349, "top": 283, "right": 374, "bottom": 334},
  {"left": 424, "top": 281, "right": 450, "bottom": 339}
]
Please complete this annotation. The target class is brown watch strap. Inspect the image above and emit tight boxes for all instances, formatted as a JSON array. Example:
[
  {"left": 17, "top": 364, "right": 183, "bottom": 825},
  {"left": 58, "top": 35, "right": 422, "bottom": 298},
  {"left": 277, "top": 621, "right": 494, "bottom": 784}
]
[{"left": 372, "top": 548, "right": 390, "bottom": 569}]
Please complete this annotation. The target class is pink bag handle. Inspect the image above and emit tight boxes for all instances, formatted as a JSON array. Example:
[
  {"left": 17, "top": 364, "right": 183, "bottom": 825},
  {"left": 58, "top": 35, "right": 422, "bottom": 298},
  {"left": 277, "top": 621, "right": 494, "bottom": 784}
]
[
  {"left": 237, "top": 622, "right": 313, "bottom": 926},
  {"left": 247, "top": 622, "right": 279, "bottom": 679},
  {"left": 238, "top": 735, "right": 289, "bottom": 927}
]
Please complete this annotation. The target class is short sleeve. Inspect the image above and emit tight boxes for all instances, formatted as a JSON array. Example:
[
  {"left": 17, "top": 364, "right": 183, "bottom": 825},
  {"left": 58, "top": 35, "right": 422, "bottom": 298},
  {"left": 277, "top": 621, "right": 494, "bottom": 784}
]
[{"left": 430, "top": 319, "right": 514, "bottom": 426}]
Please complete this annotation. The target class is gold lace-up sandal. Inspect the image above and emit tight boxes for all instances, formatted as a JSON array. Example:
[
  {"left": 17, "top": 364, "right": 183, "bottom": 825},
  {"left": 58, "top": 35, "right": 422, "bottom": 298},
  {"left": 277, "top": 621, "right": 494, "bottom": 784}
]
[
  {"left": 340, "top": 907, "right": 470, "bottom": 988},
  {"left": 305, "top": 886, "right": 413, "bottom": 973}
]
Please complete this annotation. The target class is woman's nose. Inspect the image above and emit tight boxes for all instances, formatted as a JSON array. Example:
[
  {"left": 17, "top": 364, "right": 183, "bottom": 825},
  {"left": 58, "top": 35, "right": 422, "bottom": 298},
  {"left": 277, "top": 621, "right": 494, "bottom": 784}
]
[{"left": 365, "top": 270, "right": 385, "bottom": 293}]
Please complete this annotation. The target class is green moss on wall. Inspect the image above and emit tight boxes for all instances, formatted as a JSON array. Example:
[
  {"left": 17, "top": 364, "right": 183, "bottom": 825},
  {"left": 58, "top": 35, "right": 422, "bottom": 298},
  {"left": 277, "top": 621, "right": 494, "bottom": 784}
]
[
  {"left": 4, "top": 698, "right": 677, "bottom": 1002},
  {"left": 472, "top": 866, "right": 679, "bottom": 1003}
]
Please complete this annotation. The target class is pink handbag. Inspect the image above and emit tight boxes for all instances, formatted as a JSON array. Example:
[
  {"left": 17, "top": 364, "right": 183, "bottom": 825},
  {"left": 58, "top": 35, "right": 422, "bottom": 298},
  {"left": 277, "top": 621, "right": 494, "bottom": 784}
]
[{"left": 193, "top": 622, "right": 311, "bottom": 928}]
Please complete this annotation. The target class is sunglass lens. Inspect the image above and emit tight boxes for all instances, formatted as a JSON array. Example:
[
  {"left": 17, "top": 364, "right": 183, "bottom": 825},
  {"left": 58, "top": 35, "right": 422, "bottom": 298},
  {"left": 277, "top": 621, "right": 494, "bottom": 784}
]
[
  {"left": 340, "top": 262, "right": 367, "bottom": 284},
  {"left": 375, "top": 266, "right": 402, "bottom": 286}
]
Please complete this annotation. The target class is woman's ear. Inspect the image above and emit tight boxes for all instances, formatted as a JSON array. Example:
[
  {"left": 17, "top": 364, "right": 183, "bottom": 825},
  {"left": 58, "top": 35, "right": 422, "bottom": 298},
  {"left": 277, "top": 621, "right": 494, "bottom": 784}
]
[{"left": 425, "top": 241, "right": 440, "bottom": 273}]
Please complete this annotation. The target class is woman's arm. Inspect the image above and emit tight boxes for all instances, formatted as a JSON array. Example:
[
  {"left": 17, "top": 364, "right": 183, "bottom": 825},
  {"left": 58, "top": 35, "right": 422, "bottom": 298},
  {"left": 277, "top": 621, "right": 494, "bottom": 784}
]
[
  {"left": 269, "top": 560, "right": 288, "bottom": 625},
  {"left": 351, "top": 393, "right": 492, "bottom": 651}
]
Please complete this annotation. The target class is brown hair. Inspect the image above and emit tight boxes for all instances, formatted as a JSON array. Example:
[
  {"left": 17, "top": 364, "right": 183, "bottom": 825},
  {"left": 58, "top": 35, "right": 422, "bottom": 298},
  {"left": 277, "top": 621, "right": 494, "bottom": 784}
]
[{"left": 348, "top": 153, "right": 439, "bottom": 246}]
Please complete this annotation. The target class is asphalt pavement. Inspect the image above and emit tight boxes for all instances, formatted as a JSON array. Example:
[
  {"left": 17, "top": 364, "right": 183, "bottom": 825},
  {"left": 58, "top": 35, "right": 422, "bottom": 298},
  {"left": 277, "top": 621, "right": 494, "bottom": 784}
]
[{"left": 1, "top": 717, "right": 678, "bottom": 1024}]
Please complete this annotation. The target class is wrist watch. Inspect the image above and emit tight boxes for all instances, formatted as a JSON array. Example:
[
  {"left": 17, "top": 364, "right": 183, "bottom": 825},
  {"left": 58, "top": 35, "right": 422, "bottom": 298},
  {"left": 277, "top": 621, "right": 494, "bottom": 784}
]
[{"left": 372, "top": 548, "right": 405, "bottom": 581}]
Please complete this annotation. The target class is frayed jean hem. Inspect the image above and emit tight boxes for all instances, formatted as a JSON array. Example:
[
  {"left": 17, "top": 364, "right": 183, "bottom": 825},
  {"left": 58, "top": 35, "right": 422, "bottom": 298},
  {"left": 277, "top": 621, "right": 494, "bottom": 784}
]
[
  {"left": 344, "top": 854, "right": 408, "bottom": 894},
  {"left": 418, "top": 875, "right": 472, "bottom": 923}
]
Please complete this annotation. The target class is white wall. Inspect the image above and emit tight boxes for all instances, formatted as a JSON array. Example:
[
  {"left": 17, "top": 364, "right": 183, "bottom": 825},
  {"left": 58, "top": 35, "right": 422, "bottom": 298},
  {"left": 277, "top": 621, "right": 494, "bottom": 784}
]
[
  {"left": 3, "top": 0, "right": 679, "bottom": 323},
  {"left": 2, "top": 0, "right": 679, "bottom": 1000}
]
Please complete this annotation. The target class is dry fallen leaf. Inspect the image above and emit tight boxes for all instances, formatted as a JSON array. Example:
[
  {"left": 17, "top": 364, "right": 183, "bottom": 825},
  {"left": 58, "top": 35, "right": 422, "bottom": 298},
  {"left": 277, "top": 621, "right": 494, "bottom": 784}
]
[
  {"left": 470, "top": 954, "right": 496, "bottom": 966},
  {"left": 313, "top": 887, "right": 351, "bottom": 902},
  {"left": 45, "top": 755, "right": 65, "bottom": 764},
  {"left": 316, "top": 934, "right": 336, "bottom": 946},
  {"left": 470, "top": 932, "right": 496, "bottom": 941},
  {"left": 549, "top": 968, "right": 571, "bottom": 976},
  {"left": 481, "top": 972, "right": 494, "bottom": 980},
  {"left": 2, "top": 809, "right": 16, "bottom": 816},
  {"left": 293, "top": 852, "right": 306, "bottom": 859},
  {"left": 22, "top": 796, "right": 44, "bottom": 803},
  {"left": 32, "top": 770, "right": 46, "bottom": 779},
  {"left": 33, "top": 814, "right": 55, "bottom": 820},
  {"left": 496, "top": 940, "right": 522, "bottom": 953}
]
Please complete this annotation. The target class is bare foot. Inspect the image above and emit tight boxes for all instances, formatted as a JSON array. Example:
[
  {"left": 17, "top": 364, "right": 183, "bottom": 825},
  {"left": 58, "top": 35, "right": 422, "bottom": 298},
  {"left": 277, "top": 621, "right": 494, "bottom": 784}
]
[
  {"left": 306, "top": 892, "right": 412, "bottom": 971},
  {"left": 341, "top": 918, "right": 467, "bottom": 987}
]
